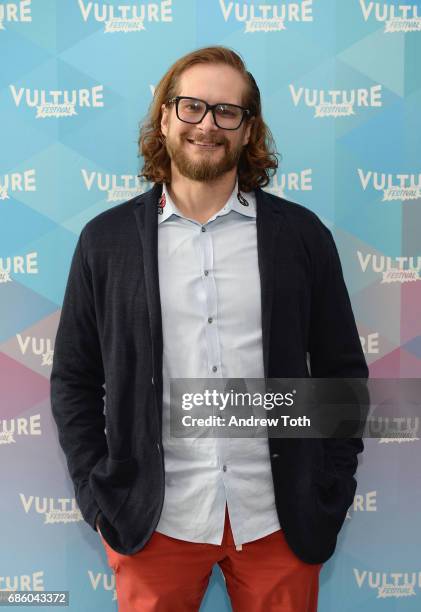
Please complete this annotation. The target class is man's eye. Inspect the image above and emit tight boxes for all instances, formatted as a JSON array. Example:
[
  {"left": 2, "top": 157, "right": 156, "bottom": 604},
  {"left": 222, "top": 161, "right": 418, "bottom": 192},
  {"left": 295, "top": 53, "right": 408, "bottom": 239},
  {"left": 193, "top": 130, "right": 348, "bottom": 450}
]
[
  {"left": 217, "top": 105, "right": 237, "bottom": 117},
  {"left": 185, "top": 103, "right": 202, "bottom": 111}
]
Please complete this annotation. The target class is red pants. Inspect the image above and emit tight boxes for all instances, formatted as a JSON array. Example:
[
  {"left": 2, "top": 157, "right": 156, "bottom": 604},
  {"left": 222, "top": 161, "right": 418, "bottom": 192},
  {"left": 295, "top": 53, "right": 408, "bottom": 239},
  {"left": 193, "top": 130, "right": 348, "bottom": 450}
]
[{"left": 99, "top": 506, "right": 322, "bottom": 611}]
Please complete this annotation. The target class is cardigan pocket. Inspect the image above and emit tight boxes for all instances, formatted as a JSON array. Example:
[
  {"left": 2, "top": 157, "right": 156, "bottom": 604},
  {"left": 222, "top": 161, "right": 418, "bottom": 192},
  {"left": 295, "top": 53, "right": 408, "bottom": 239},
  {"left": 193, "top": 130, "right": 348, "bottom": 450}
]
[
  {"left": 311, "top": 460, "right": 356, "bottom": 535},
  {"left": 89, "top": 455, "right": 137, "bottom": 524}
]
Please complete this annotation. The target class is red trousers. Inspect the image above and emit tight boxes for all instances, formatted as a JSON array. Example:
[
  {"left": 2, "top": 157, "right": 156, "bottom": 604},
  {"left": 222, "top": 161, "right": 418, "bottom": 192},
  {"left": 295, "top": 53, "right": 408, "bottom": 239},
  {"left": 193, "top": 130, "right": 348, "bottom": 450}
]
[{"left": 99, "top": 506, "right": 323, "bottom": 611}]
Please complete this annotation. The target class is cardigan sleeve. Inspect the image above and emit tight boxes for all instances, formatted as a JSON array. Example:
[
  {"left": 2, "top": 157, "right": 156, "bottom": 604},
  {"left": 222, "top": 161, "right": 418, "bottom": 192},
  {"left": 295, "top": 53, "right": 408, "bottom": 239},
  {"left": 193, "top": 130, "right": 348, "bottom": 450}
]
[
  {"left": 308, "top": 223, "right": 369, "bottom": 478},
  {"left": 50, "top": 228, "right": 107, "bottom": 530}
]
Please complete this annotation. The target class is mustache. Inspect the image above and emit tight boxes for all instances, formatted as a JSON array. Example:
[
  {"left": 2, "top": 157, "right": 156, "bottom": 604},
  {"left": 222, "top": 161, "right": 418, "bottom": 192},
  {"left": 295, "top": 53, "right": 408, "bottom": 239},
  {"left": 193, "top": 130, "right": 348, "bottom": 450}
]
[{"left": 183, "top": 135, "right": 227, "bottom": 145}]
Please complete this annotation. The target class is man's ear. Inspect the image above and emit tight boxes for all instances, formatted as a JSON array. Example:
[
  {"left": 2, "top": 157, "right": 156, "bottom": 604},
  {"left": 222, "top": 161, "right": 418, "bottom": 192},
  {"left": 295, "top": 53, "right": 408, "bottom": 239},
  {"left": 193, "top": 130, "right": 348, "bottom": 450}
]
[
  {"left": 161, "top": 103, "right": 169, "bottom": 138},
  {"left": 243, "top": 117, "right": 255, "bottom": 146}
]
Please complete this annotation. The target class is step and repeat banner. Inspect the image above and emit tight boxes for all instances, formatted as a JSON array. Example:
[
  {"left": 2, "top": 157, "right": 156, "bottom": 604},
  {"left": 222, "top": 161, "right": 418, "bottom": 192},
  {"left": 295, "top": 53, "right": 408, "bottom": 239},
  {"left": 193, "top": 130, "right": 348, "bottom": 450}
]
[{"left": 1, "top": 1, "right": 420, "bottom": 610}]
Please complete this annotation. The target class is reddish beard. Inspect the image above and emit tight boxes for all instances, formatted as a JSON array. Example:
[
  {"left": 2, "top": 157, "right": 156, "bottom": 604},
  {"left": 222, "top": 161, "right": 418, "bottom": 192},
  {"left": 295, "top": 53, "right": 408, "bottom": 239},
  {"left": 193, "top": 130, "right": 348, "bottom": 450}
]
[{"left": 165, "top": 132, "right": 244, "bottom": 182}]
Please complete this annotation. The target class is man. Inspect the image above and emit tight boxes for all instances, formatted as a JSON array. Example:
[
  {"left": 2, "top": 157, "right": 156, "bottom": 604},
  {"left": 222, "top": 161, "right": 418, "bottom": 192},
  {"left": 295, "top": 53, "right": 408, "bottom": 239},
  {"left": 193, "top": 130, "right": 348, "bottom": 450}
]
[{"left": 50, "top": 46, "right": 368, "bottom": 611}]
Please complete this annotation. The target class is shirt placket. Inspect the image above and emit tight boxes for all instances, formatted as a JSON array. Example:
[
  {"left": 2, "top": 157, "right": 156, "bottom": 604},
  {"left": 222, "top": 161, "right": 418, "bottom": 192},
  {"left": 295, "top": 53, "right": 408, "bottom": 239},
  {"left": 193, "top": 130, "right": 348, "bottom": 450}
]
[
  {"left": 199, "top": 222, "right": 237, "bottom": 545},
  {"left": 199, "top": 224, "right": 222, "bottom": 378}
]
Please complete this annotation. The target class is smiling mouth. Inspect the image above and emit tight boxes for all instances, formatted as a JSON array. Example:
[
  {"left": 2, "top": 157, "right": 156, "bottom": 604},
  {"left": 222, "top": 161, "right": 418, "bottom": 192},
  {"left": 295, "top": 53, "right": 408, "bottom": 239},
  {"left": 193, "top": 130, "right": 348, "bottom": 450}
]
[{"left": 186, "top": 138, "right": 223, "bottom": 149}]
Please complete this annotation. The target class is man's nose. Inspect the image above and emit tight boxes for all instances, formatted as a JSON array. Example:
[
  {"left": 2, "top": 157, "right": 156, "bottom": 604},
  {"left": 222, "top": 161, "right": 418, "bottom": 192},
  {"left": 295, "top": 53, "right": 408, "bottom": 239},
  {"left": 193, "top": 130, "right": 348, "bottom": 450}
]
[{"left": 197, "top": 109, "right": 219, "bottom": 131}]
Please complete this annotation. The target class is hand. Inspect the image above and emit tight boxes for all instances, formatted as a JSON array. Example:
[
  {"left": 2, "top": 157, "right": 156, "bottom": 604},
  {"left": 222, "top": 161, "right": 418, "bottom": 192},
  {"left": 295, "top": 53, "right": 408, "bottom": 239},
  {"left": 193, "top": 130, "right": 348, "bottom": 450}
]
[{"left": 96, "top": 516, "right": 102, "bottom": 534}]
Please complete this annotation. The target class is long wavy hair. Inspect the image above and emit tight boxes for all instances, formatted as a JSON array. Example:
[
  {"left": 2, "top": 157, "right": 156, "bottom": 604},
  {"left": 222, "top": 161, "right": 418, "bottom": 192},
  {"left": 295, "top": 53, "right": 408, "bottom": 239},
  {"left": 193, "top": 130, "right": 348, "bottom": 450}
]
[{"left": 138, "top": 46, "right": 278, "bottom": 192}]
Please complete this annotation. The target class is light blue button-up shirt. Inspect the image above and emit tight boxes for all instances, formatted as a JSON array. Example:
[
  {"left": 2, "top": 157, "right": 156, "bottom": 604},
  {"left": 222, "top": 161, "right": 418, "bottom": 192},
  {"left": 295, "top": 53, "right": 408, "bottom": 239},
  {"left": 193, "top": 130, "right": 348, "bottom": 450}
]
[{"left": 155, "top": 179, "right": 281, "bottom": 546}]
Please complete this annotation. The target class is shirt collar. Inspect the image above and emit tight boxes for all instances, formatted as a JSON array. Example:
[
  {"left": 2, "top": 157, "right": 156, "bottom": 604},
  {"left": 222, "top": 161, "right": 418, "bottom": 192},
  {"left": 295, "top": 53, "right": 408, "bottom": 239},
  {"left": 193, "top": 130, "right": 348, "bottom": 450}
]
[{"left": 157, "top": 178, "right": 256, "bottom": 224}]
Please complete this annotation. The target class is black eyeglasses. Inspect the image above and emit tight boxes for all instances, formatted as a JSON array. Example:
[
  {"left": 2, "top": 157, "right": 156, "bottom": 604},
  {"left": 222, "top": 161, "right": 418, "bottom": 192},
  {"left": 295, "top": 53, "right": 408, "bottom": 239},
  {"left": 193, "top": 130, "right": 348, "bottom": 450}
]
[{"left": 167, "top": 96, "right": 251, "bottom": 130}]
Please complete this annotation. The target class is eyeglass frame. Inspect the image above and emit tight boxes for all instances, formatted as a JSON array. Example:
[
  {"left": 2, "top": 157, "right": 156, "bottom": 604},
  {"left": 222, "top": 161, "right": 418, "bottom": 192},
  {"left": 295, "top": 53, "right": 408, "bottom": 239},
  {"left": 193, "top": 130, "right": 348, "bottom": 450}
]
[{"left": 166, "top": 96, "right": 252, "bottom": 130}]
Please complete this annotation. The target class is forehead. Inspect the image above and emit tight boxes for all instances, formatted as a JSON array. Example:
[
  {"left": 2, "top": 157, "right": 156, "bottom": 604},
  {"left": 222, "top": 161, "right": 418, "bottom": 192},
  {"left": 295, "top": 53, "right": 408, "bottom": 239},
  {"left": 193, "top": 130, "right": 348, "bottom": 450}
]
[{"left": 177, "top": 63, "right": 247, "bottom": 105}]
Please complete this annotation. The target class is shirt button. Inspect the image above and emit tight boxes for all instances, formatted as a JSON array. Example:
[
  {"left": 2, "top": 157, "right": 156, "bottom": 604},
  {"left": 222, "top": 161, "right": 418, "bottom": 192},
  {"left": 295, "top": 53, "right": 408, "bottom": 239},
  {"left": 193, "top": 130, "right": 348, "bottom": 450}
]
[
  {"left": 208, "top": 317, "right": 213, "bottom": 324},
  {"left": 222, "top": 465, "right": 227, "bottom": 472},
  {"left": 212, "top": 365, "right": 217, "bottom": 372},
  {"left": 204, "top": 270, "right": 209, "bottom": 276},
  {"left": 201, "top": 226, "right": 206, "bottom": 232}
]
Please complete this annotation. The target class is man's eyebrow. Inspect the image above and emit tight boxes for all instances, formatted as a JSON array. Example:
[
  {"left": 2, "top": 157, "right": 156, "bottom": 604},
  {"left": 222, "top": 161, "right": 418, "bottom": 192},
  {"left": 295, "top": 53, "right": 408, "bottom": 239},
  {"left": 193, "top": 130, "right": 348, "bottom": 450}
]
[{"left": 183, "top": 96, "right": 242, "bottom": 105}]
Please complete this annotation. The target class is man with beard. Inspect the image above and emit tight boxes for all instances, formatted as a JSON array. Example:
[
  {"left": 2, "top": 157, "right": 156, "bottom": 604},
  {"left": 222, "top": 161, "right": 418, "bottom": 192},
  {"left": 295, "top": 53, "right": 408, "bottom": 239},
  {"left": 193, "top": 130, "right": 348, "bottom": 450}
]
[{"left": 51, "top": 46, "right": 368, "bottom": 611}]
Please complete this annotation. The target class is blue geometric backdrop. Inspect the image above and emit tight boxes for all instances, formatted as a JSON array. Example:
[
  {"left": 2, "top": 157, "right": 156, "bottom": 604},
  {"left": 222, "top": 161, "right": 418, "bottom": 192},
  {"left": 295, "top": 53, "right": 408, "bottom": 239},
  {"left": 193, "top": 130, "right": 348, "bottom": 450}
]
[{"left": 1, "top": 1, "right": 420, "bottom": 610}]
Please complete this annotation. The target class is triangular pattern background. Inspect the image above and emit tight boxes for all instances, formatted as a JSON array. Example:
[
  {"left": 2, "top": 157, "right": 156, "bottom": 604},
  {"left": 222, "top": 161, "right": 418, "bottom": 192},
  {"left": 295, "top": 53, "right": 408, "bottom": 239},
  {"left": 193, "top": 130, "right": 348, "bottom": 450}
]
[{"left": 1, "top": 1, "right": 420, "bottom": 610}]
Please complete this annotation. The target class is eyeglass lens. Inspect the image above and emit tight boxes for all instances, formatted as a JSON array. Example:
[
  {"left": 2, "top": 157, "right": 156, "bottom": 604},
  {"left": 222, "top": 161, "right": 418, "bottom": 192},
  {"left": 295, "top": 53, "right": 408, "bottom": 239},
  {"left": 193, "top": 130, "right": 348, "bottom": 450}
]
[{"left": 177, "top": 98, "right": 243, "bottom": 129}]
